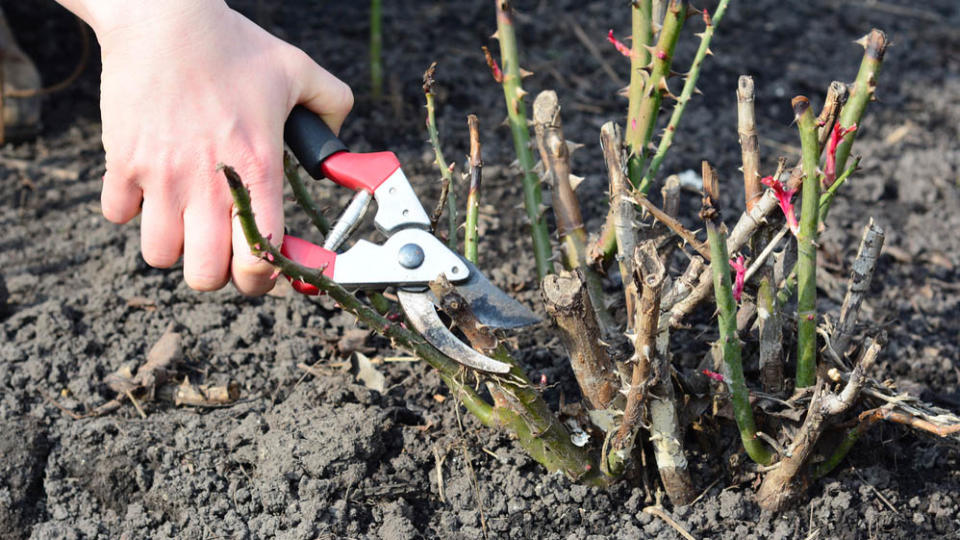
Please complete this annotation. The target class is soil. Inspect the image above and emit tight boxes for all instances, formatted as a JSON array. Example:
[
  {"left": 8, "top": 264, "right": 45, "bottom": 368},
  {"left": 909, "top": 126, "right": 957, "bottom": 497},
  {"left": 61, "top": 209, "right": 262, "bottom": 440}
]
[{"left": 2, "top": 0, "right": 959, "bottom": 538}]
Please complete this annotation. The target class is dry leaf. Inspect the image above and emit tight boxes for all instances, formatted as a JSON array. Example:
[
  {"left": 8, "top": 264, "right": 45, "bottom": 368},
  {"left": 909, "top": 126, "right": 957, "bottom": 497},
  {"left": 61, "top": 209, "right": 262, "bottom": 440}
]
[{"left": 354, "top": 352, "right": 385, "bottom": 393}]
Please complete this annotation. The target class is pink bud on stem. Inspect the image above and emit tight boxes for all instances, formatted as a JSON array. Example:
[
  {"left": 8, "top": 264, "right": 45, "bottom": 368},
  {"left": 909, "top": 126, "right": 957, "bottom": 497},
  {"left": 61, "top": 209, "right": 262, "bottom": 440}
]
[
  {"left": 761, "top": 175, "right": 799, "bottom": 235},
  {"left": 606, "top": 30, "right": 633, "bottom": 58}
]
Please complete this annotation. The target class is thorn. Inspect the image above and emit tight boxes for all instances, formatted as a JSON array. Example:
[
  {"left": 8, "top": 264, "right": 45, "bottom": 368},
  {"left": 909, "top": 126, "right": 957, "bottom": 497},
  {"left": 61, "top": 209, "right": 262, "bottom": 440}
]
[
  {"left": 569, "top": 174, "right": 585, "bottom": 191},
  {"left": 617, "top": 86, "right": 630, "bottom": 98},
  {"left": 565, "top": 140, "right": 585, "bottom": 154},
  {"left": 685, "top": 5, "right": 702, "bottom": 21},
  {"left": 516, "top": 87, "right": 529, "bottom": 99},
  {"left": 519, "top": 67, "right": 534, "bottom": 79},
  {"left": 490, "top": 30, "right": 500, "bottom": 40}
]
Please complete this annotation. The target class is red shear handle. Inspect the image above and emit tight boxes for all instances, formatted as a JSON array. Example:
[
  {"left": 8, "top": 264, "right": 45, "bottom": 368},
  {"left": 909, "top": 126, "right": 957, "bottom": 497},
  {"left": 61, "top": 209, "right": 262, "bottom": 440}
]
[
  {"left": 280, "top": 235, "right": 336, "bottom": 295},
  {"left": 284, "top": 105, "right": 401, "bottom": 192},
  {"left": 321, "top": 152, "right": 401, "bottom": 193}
]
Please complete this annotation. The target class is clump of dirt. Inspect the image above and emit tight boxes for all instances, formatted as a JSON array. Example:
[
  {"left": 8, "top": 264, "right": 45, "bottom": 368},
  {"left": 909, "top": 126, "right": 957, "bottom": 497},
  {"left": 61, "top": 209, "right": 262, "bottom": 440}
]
[{"left": 1, "top": 0, "right": 958, "bottom": 537}]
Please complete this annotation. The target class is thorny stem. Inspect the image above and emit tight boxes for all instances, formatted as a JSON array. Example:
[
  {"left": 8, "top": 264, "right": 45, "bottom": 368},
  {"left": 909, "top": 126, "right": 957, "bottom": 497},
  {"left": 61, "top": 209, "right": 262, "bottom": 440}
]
[
  {"left": 833, "top": 30, "right": 887, "bottom": 177},
  {"left": 629, "top": 0, "right": 686, "bottom": 191},
  {"left": 492, "top": 1, "right": 553, "bottom": 280},
  {"left": 775, "top": 158, "right": 862, "bottom": 307},
  {"left": 369, "top": 0, "right": 383, "bottom": 100},
  {"left": 464, "top": 114, "right": 482, "bottom": 263},
  {"left": 609, "top": 241, "right": 666, "bottom": 476},
  {"left": 793, "top": 96, "right": 820, "bottom": 388},
  {"left": 638, "top": 0, "right": 730, "bottom": 193},
  {"left": 284, "top": 152, "right": 330, "bottom": 237},
  {"left": 701, "top": 162, "right": 773, "bottom": 466},
  {"left": 225, "top": 164, "right": 605, "bottom": 484},
  {"left": 594, "top": 0, "right": 727, "bottom": 267},
  {"left": 533, "top": 91, "right": 613, "bottom": 331},
  {"left": 624, "top": 0, "right": 653, "bottom": 184},
  {"left": 430, "top": 276, "right": 609, "bottom": 486},
  {"left": 423, "top": 63, "right": 457, "bottom": 248},
  {"left": 601, "top": 122, "right": 638, "bottom": 326}
]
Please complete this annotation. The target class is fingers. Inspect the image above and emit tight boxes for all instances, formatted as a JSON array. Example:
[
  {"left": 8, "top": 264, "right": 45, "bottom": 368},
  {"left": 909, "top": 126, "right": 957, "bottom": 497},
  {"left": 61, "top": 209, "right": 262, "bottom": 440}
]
[
  {"left": 287, "top": 49, "right": 354, "bottom": 134},
  {"left": 140, "top": 195, "right": 183, "bottom": 268},
  {"left": 182, "top": 203, "right": 231, "bottom": 291},
  {"left": 230, "top": 156, "right": 284, "bottom": 296},
  {"left": 101, "top": 170, "right": 143, "bottom": 224}
]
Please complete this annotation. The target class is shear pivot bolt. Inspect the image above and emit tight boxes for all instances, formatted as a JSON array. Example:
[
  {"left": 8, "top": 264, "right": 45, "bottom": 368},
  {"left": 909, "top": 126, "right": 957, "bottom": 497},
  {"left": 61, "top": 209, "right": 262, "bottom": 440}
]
[{"left": 398, "top": 243, "right": 425, "bottom": 269}]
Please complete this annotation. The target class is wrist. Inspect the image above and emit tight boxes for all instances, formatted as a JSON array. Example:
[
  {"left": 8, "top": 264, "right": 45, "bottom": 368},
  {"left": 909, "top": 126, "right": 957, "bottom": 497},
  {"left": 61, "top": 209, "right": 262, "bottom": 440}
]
[{"left": 57, "top": 0, "right": 230, "bottom": 50}]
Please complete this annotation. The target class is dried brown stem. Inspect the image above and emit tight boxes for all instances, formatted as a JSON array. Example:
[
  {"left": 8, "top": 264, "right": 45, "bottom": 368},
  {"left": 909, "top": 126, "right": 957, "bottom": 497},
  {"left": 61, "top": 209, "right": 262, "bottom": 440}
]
[
  {"left": 533, "top": 91, "right": 612, "bottom": 331},
  {"left": 816, "top": 81, "right": 850, "bottom": 149},
  {"left": 600, "top": 122, "right": 638, "bottom": 326},
  {"left": 757, "top": 337, "right": 881, "bottom": 511},
  {"left": 737, "top": 76, "right": 762, "bottom": 212},
  {"left": 831, "top": 219, "right": 884, "bottom": 358},
  {"left": 542, "top": 271, "right": 620, "bottom": 410},
  {"left": 609, "top": 241, "right": 666, "bottom": 474},
  {"left": 632, "top": 192, "right": 711, "bottom": 261}
]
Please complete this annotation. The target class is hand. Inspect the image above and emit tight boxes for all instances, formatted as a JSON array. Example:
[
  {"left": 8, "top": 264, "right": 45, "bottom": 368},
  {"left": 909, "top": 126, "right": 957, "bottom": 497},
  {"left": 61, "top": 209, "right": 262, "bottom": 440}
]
[{"left": 72, "top": 1, "right": 353, "bottom": 294}]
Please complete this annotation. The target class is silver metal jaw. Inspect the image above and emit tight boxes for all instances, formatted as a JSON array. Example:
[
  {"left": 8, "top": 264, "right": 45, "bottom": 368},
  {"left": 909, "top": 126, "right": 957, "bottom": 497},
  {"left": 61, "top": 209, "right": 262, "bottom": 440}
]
[
  {"left": 372, "top": 169, "right": 431, "bottom": 235},
  {"left": 331, "top": 229, "right": 469, "bottom": 288}
]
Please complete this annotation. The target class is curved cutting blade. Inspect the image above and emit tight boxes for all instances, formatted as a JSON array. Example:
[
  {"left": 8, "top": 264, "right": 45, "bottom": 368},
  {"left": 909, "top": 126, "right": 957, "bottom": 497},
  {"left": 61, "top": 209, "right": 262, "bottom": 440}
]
[
  {"left": 447, "top": 257, "right": 540, "bottom": 329},
  {"left": 397, "top": 290, "right": 512, "bottom": 374}
]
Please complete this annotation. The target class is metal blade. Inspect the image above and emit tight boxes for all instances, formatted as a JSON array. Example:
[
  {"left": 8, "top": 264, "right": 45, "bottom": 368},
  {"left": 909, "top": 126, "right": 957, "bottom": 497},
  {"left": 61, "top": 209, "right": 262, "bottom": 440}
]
[
  {"left": 447, "top": 257, "right": 540, "bottom": 329},
  {"left": 397, "top": 290, "right": 512, "bottom": 374}
]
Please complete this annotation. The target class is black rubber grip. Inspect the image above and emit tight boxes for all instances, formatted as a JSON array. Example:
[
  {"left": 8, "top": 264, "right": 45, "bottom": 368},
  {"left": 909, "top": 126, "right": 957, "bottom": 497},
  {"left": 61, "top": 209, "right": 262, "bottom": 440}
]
[{"left": 283, "top": 105, "right": 348, "bottom": 179}]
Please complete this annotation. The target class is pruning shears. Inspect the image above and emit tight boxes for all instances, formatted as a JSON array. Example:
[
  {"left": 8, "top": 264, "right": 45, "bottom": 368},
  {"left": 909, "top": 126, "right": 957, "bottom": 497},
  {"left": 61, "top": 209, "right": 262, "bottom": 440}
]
[{"left": 280, "top": 106, "right": 539, "bottom": 374}]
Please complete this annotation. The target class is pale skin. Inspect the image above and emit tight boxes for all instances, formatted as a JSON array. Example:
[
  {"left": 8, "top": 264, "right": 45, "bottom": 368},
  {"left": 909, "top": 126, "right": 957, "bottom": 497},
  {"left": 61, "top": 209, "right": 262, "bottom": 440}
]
[{"left": 54, "top": 0, "right": 354, "bottom": 295}]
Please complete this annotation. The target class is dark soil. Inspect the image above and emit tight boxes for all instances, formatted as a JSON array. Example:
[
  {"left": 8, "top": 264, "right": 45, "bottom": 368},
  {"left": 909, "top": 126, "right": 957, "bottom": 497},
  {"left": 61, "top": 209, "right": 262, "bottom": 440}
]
[{"left": 2, "top": 0, "right": 959, "bottom": 538}]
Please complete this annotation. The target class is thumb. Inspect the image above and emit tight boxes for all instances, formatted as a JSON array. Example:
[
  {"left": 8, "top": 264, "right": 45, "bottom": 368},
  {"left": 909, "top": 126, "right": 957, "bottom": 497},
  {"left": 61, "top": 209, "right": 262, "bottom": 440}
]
[{"left": 286, "top": 49, "right": 354, "bottom": 134}]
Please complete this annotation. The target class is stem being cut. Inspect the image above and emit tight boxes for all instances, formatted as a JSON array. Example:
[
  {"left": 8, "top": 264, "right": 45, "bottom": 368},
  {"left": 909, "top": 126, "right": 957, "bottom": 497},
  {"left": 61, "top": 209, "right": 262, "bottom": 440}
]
[
  {"left": 284, "top": 152, "right": 330, "bottom": 237},
  {"left": 490, "top": 1, "right": 552, "bottom": 280},
  {"left": 224, "top": 164, "right": 604, "bottom": 485}
]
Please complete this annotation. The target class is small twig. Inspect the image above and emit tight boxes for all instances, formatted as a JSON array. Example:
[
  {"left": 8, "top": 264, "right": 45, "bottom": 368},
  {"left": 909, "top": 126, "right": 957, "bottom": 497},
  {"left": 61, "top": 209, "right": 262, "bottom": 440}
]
[
  {"left": 642, "top": 506, "right": 697, "bottom": 540},
  {"left": 565, "top": 16, "right": 625, "bottom": 87},
  {"left": 491, "top": 2, "right": 552, "bottom": 279},
  {"left": 423, "top": 63, "right": 458, "bottom": 247},
  {"left": 41, "top": 392, "right": 85, "bottom": 420},
  {"left": 631, "top": 191, "right": 711, "bottom": 261},
  {"left": 816, "top": 81, "right": 849, "bottom": 148}
]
